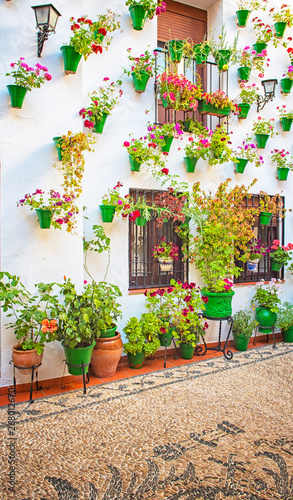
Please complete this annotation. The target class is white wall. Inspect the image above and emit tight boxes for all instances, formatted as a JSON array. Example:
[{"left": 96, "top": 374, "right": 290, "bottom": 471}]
[{"left": 0, "top": 0, "right": 292, "bottom": 386}]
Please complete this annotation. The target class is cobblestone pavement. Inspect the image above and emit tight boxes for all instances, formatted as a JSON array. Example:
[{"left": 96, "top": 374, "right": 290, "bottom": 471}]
[{"left": 0, "top": 343, "right": 292, "bottom": 499}]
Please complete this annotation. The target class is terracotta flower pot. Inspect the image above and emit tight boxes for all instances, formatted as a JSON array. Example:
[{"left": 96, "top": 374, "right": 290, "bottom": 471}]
[
  {"left": 91, "top": 332, "right": 123, "bottom": 378},
  {"left": 12, "top": 345, "right": 43, "bottom": 375}
]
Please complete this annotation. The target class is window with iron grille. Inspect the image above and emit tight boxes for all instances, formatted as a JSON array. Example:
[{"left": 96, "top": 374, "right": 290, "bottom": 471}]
[
  {"left": 234, "top": 194, "right": 285, "bottom": 283},
  {"left": 129, "top": 188, "right": 188, "bottom": 290}
]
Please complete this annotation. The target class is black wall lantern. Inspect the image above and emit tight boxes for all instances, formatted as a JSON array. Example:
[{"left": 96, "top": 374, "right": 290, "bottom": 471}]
[
  {"left": 256, "top": 79, "right": 278, "bottom": 112},
  {"left": 32, "top": 4, "right": 61, "bottom": 57}
]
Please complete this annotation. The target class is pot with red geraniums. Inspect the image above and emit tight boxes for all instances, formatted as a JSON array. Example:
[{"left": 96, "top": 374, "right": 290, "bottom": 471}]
[
  {"left": 235, "top": 0, "right": 267, "bottom": 28},
  {"left": 147, "top": 122, "right": 183, "bottom": 154},
  {"left": 210, "top": 27, "right": 238, "bottom": 72},
  {"left": 209, "top": 122, "right": 237, "bottom": 165},
  {"left": 183, "top": 131, "right": 211, "bottom": 172},
  {"left": 269, "top": 148, "right": 293, "bottom": 181},
  {"left": 156, "top": 71, "right": 202, "bottom": 111},
  {"left": 125, "top": 0, "right": 166, "bottom": 31},
  {"left": 17, "top": 189, "right": 77, "bottom": 232},
  {"left": 269, "top": 239, "right": 293, "bottom": 272},
  {"left": 79, "top": 78, "right": 123, "bottom": 134},
  {"left": 252, "top": 17, "right": 274, "bottom": 52},
  {"left": 237, "top": 83, "right": 259, "bottom": 119},
  {"left": 121, "top": 194, "right": 154, "bottom": 226},
  {"left": 235, "top": 45, "right": 269, "bottom": 82},
  {"left": 152, "top": 237, "right": 179, "bottom": 272},
  {"left": 233, "top": 134, "right": 264, "bottom": 173},
  {"left": 144, "top": 287, "right": 176, "bottom": 347},
  {"left": 251, "top": 278, "right": 282, "bottom": 333},
  {"left": 123, "top": 133, "right": 167, "bottom": 174},
  {"left": 280, "top": 60, "right": 293, "bottom": 94},
  {"left": 258, "top": 191, "right": 284, "bottom": 226},
  {"left": 252, "top": 117, "right": 277, "bottom": 149},
  {"left": 123, "top": 48, "right": 157, "bottom": 93},
  {"left": 245, "top": 239, "right": 272, "bottom": 272},
  {"left": 269, "top": 4, "right": 293, "bottom": 39},
  {"left": 276, "top": 105, "right": 293, "bottom": 132},
  {"left": 99, "top": 181, "right": 124, "bottom": 223},
  {"left": 198, "top": 89, "right": 237, "bottom": 117},
  {"left": 91, "top": 8, "right": 122, "bottom": 45},
  {"left": 6, "top": 58, "right": 52, "bottom": 108}
]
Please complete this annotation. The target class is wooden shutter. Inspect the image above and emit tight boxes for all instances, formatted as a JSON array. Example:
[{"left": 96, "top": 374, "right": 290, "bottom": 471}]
[{"left": 157, "top": 0, "right": 207, "bottom": 45}]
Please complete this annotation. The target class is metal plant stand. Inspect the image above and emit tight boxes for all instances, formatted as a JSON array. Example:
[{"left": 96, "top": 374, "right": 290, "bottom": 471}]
[
  {"left": 163, "top": 337, "right": 180, "bottom": 368},
  {"left": 61, "top": 360, "right": 90, "bottom": 395},
  {"left": 253, "top": 325, "right": 276, "bottom": 348},
  {"left": 9, "top": 360, "right": 42, "bottom": 403},
  {"left": 196, "top": 315, "right": 234, "bottom": 360}
]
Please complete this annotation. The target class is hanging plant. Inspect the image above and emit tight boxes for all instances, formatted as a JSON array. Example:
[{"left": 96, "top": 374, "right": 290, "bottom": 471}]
[
  {"left": 125, "top": 0, "right": 166, "bottom": 30},
  {"left": 156, "top": 71, "right": 202, "bottom": 111},
  {"left": 198, "top": 89, "right": 237, "bottom": 116},
  {"left": 237, "top": 82, "right": 259, "bottom": 118},
  {"left": 269, "top": 148, "right": 292, "bottom": 180},
  {"left": 236, "top": 45, "right": 270, "bottom": 80},
  {"left": 123, "top": 48, "right": 157, "bottom": 93},
  {"left": 252, "top": 117, "right": 277, "bottom": 148},
  {"left": 209, "top": 122, "right": 237, "bottom": 165},
  {"left": 269, "top": 5, "right": 293, "bottom": 39},
  {"left": 6, "top": 58, "right": 52, "bottom": 108},
  {"left": 210, "top": 27, "right": 238, "bottom": 72},
  {"left": 232, "top": 134, "right": 264, "bottom": 172}
]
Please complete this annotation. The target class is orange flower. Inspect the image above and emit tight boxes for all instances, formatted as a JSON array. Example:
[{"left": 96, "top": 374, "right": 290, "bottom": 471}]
[{"left": 41, "top": 318, "right": 58, "bottom": 333}]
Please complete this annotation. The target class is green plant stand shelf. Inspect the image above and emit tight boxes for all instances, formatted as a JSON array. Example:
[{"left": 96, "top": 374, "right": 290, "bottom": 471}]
[{"left": 196, "top": 314, "right": 234, "bottom": 360}]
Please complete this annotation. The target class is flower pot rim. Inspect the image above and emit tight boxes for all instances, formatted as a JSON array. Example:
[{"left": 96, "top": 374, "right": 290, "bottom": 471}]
[{"left": 61, "top": 341, "right": 95, "bottom": 350}]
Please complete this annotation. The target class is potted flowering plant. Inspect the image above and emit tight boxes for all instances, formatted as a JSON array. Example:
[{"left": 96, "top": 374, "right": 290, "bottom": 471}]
[
  {"left": 280, "top": 63, "right": 293, "bottom": 94},
  {"left": 156, "top": 71, "right": 202, "bottom": 111},
  {"left": 233, "top": 135, "right": 264, "bottom": 173},
  {"left": 276, "top": 302, "right": 293, "bottom": 342},
  {"left": 198, "top": 89, "right": 237, "bottom": 117},
  {"left": 211, "top": 27, "right": 238, "bottom": 72},
  {"left": 236, "top": 0, "right": 267, "bottom": 27},
  {"left": 251, "top": 278, "right": 282, "bottom": 332},
  {"left": 252, "top": 117, "right": 276, "bottom": 149},
  {"left": 123, "top": 135, "right": 154, "bottom": 171},
  {"left": 79, "top": 78, "right": 123, "bottom": 133},
  {"left": 125, "top": 0, "right": 166, "bottom": 30},
  {"left": 269, "top": 239, "right": 293, "bottom": 271},
  {"left": 245, "top": 239, "right": 271, "bottom": 271},
  {"left": 236, "top": 45, "right": 269, "bottom": 81},
  {"left": 269, "top": 5, "right": 293, "bottom": 38},
  {"left": 252, "top": 17, "right": 274, "bottom": 51},
  {"left": 147, "top": 122, "right": 183, "bottom": 153},
  {"left": 6, "top": 58, "right": 52, "bottom": 108},
  {"left": 121, "top": 194, "right": 154, "bottom": 226},
  {"left": 152, "top": 237, "right": 179, "bottom": 272},
  {"left": 193, "top": 39, "right": 214, "bottom": 66},
  {"left": 259, "top": 191, "right": 284, "bottom": 225},
  {"left": 232, "top": 308, "right": 258, "bottom": 351},
  {"left": 17, "top": 189, "right": 77, "bottom": 232},
  {"left": 123, "top": 313, "right": 160, "bottom": 368},
  {"left": 276, "top": 105, "right": 293, "bottom": 131},
  {"left": 99, "top": 181, "right": 124, "bottom": 223},
  {"left": 153, "top": 188, "right": 187, "bottom": 227},
  {"left": 123, "top": 48, "right": 157, "bottom": 93},
  {"left": 270, "top": 148, "right": 293, "bottom": 180},
  {"left": 91, "top": 8, "right": 122, "bottom": 44},
  {"left": 209, "top": 122, "right": 237, "bottom": 165},
  {"left": 183, "top": 133, "right": 211, "bottom": 172},
  {"left": 237, "top": 82, "right": 259, "bottom": 118}
]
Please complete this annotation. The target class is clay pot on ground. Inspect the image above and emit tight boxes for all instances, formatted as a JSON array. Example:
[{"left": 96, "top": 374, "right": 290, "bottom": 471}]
[
  {"left": 91, "top": 332, "right": 123, "bottom": 378},
  {"left": 12, "top": 345, "right": 43, "bottom": 375}
]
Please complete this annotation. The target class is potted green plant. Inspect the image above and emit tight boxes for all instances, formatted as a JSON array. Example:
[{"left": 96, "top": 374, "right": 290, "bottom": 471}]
[
  {"left": 123, "top": 313, "right": 160, "bottom": 368},
  {"left": 209, "top": 122, "right": 237, "bottom": 165},
  {"left": 198, "top": 90, "right": 237, "bottom": 117},
  {"left": 233, "top": 135, "right": 264, "bottom": 173},
  {"left": 269, "top": 148, "right": 293, "bottom": 181},
  {"left": 269, "top": 5, "right": 293, "bottom": 39},
  {"left": 156, "top": 71, "right": 202, "bottom": 112},
  {"left": 245, "top": 239, "right": 271, "bottom": 272},
  {"left": 276, "top": 302, "right": 293, "bottom": 342},
  {"left": 92, "top": 281, "right": 122, "bottom": 338},
  {"left": 165, "top": 38, "right": 194, "bottom": 64},
  {"left": 280, "top": 62, "right": 293, "bottom": 94},
  {"left": 235, "top": 0, "right": 267, "bottom": 27},
  {"left": 258, "top": 191, "right": 284, "bottom": 225},
  {"left": 252, "top": 17, "right": 274, "bottom": 52},
  {"left": 6, "top": 58, "right": 52, "bottom": 108},
  {"left": 125, "top": 0, "right": 166, "bottom": 31},
  {"left": 123, "top": 48, "right": 156, "bottom": 93},
  {"left": 145, "top": 287, "right": 176, "bottom": 347},
  {"left": 231, "top": 309, "right": 258, "bottom": 351},
  {"left": 236, "top": 45, "right": 269, "bottom": 81},
  {"left": 237, "top": 82, "right": 259, "bottom": 119},
  {"left": 193, "top": 39, "right": 213, "bottom": 66},
  {"left": 276, "top": 105, "right": 293, "bottom": 131},
  {"left": 91, "top": 8, "right": 122, "bottom": 45},
  {"left": 99, "top": 181, "right": 124, "bottom": 222},
  {"left": 269, "top": 239, "right": 293, "bottom": 272},
  {"left": 123, "top": 133, "right": 166, "bottom": 174},
  {"left": 121, "top": 194, "right": 154, "bottom": 226},
  {"left": 252, "top": 117, "right": 277, "bottom": 149},
  {"left": 79, "top": 78, "right": 123, "bottom": 133},
  {"left": 183, "top": 133, "right": 211, "bottom": 172},
  {"left": 152, "top": 237, "right": 179, "bottom": 272},
  {"left": 0, "top": 272, "right": 58, "bottom": 373},
  {"left": 210, "top": 27, "right": 238, "bottom": 72},
  {"left": 251, "top": 279, "right": 282, "bottom": 333},
  {"left": 147, "top": 122, "right": 183, "bottom": 153}
]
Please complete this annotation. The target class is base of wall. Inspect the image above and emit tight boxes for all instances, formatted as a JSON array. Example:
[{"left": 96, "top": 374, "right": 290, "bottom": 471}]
[{"left": 0, "top": 332, "right": 282, "bottom": 396}]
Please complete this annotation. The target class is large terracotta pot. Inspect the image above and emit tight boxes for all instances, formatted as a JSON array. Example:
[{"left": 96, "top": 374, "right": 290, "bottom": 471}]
[
  {"left": 12, "top": 345, "right": 43, "bottom": 375},
  {"left": 91, "top": 332, "right": 123, "bottom": 378}
]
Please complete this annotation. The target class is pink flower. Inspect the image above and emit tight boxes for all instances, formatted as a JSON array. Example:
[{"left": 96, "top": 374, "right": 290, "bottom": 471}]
[
  {"left": 84, "top": 119, "right": 94, "bottom": 128},
  {"left": 123, "top": 141, "right": 130, "bottom": 147},
  {"left": 44, "top": 73, "right": 52, "bottom": 81}
]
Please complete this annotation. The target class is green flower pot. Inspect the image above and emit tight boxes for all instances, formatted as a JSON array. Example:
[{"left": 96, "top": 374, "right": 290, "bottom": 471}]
[
  {"left": 280, "top": 78, "right": 293, "bottom": 95},
  {"left": 168, "top": 39, "right": 184, "bottom": 63},
  {"left": 93, "top": 30, "right": 105, "bottom": 42},
  {"left": 238, "top": 103, "right": 250, "bottom": 119},
  {"left": 161, "top": 96, "right": 169, "bottom": 108},
  {"left": 274, "top": 22, "right": 287, "bottom": 38},
  {"left": 93, "top": 113, "right": 108, "bottom": 134},
  {"left": 201, "top": 290, "right": 235, "bottom": 319},
  {"left": 53, "top": 136, "right": 63, "bottom": 161},
  {"left": 129, "top": 156, "right": 141, "bottom": 172},
  {"left": 255, "top": 306, "right": 277, "bottom": 333},
  {"left": 237, "top": 66, "right": 251, "bottom": 82},
  {"left": 236, "top": 9, "right": 250, "bottom": 27},
  {"left": 135, "top": 216, "right": 146, "bottom": 226},
  {"left": 282, "top": 326, "right": 293, "bottom": 342},
  {"left": 193, "top": 44, "right": 210, "bottom": 66},
  {"left": 255, "top": 133, "right": 269, "bottom": 149},
  {"left": 62, "top": 342, "right": 95, "bottom": 376},
  {"left": 184, "top": 156, "right": 198, "bottom": 173},
  {"left": 159, "top": 327, "right": 175, "bottom": 347},
  {"left": 259, "top": 211, "right": 272, "bottom": 225},
  {"left": 252, "top": 42, "right": 267, "bottom": 55},
  {"left": 60, "top": 45, "right": 82, "bottom": 74},
  {"left": 271, "top": 260, "right": 283, "bottom": 272},
  {"left": 277, "top": 167, "right": 290, "bottom": 181},
  {"left": 129, "top": 5, "right": 148, "bottom": 31},
  {"left": 7, "top": 84, "right": 28, "bottom": 109},
  {"left": 127, "top": 351, "right": 145, "bottom": 369},
  {"left": 233, "top": 335, "right": 250, "bottom": 351},
  {"left": 215, "top": 49, "right": 231, "bottom": 71},
  {"left": 198, "top": 99, "right": 230, "bottom": 117},
  {"left": 99, "top": 205, "right": 116, "bottom": 223},
  {"left": 235, "top": 158, "right": 248, "bottom": 173},
  {"left": 35, "top": 209, "right": 52, "bottom": 229},
  {"left": 100, "top": 324, "right": 117, "bottom": 338},
  {"left": 131, "top": 71, "right": 150, "bottom": 93},
  {"left": 161, "top": 136, "right": 173, "bottom": 152},
  {"left": 281, "top": 117, "right": 292, "bottom": 131},
  {"left": 180, "top": 342, "right": 195, "bottom": 360}
]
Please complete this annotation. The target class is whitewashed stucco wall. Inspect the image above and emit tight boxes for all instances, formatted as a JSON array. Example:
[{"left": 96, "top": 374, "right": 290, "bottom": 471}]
[{"left": 0, "top": 0, "right": 292, "bottom": 387}]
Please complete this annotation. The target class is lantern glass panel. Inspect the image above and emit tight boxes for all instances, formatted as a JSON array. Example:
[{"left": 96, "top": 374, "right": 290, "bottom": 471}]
[{"left": 34, "top": 6, "right": 50, "bottom": 26}]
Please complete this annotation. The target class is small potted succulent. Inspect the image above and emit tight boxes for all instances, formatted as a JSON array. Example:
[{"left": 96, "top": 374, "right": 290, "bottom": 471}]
[
  {"left": 251, "top": 279, "right": 282, "bottom": 333},
  {"left": 269, "top": 5, "right": 293, "bottom": 39},
  {"left": 252, "top": 116, "right": 277, "bottom": 149},
  {"left": 123, "top": 48, "right": 157, "bottom": 93},
  {"left": 125, "top": 0, "right": 166, "bottom": 31},
  {"left": 183, "top": 133, "right": 211, "bottom": 172},
  {"left": 235, "top": 0, "right": 267, "bottom": 27},
  {"left": 269, "top": 239, "right": 293, "bottom": 272},
  {"left": 237, "top": 82, "right": 259, "bottom": 119},
  {"left": 99, "top": 181, "right": 124, "bottom": 222},
  {"left": 276, "top": 302, "right": 293, "bottom": 342},
  {"left": 122, "top": 313, "right": 160, "bottom": 368},
  {"left": 269, "top": 148, "right": 293, "bottom": 181},
  {"left": 233, "top": 135, "right": 264, "bottom": 173},
  {"left": 231, "top": 308, "right": 258, "bottom": 351},
  {"left": 276, "top": 105, "right": 293, "bottom": 131},
  {"left": 210, "top": 27, "right": 238, "bottom": 72},
  {"left": 152, "top": 237, "right": 179, "bottom": 272},
  {"left": 79, "top": 78, "right": 123, "bottom": 133},
  {"left": 6, "top": 58, "right": 52, "bottom": 108}
]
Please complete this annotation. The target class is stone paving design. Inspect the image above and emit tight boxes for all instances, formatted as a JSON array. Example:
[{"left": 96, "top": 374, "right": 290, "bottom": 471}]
[{"left": 0, "top": 343, "right": 292, "bottom": 499}]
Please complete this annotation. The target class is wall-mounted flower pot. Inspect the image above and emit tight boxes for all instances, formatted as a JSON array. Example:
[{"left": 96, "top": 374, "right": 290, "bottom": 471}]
[
  {"left": 280, "top": 78, "right": 293, "bottom": 95},
  {"left": 215, "top": 49, "right": 231, "bottom": 71},
  {"left": 198, "top": 99, "right": 230, "bottom": 117},
  {"left": 127, "top": 351, "right": 145, "bottom": 369},
  {"left": 235, "top": 158, "right": 248, "bottom": 173},
  {"left": 282, "top": 326, "right": 293, "bottom": 342},
  {"left": 128, "top": 5, "right": 148, "bottom": 30},
  {"left": 193, "top": 44, "right": 210, "bottom": 66},
  {"left": 281, "top": 117, "right": 292, "bottom": 131},
  {"left": 53, "top": 136, "right": 63, "bottom": 161},
  {"left": 252, "top": 42, "right": 267, "bottom": 54},
  {"left": 62, "top": 342, "right": 95, "bottom": 376},
  {"left": 158, "top": 258, "right": 173, "bottom": 272},
  {"left": 168, "top": 39, "right": 184, "bottom": 63},
  {"left": 93, "top": 113, "right": 108, "bottom": 133},
  {"left": 35, "top": 209, "right": 52, "bottom": 229},
  {"left": 93, "top": 30, "right": 105, "bottom": 42},
  {"left": 255, "top": 133, "right": 269, "bottom": 149},
  {"left": 180, "top": 342, "right": 194, "bottom": 359},
  {"left": 131, "top": 71, "right": 150, "bottom": 93},
  {"left": 129, "top": 156, "right": 141, "bottom": 172},
  {"left": 201, "top": 290, "right": 235, "bottom": 318},
  {"left": 135, "top": 216, "right": 146, "bottom": 226},
  {"left": 184, "top": 156, "right": 198, "bottom": 173},
  {"left": 161, "top": 136, "right": 173, "bottom": 152},
  {"left": 60, "top": 45, "right": 82, "bottom": 74},
  {"left": 259, "top": 211, "right": 272, "bottom": 225},
  {"left": 271, "top": 260, "right": 283, "bottom": 272},
  {"left": 237, "top": 66, "right": 251, "bottom": 82},
  {"left": 255, "top": 306, "right": 277, "bottom": 333},
  {"left": 274, "top": 22, "right": 287, "bottom": 39},
  {"left": 7, "top": 84, "right": 28, "bottom": 109},
  {"left": 233, "top": 335, "right": 250, "bottom": 351},
  {"left": 236, "top": 9, "right": 250, "bottom": 27},
  {"left": 238, "top": 103, "right": 250, "bottom": 119},
  {"left": 99, "top": 205, "right": 115, "bottom": 223},
  {"left": 161, "top": 96, "right": 169, "bottom": 108},
  {"left": 277, "top": 167, "right": 290, "bottom": 181}
]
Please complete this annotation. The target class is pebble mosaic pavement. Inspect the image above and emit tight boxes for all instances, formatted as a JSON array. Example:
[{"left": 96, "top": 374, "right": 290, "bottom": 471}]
[{"left": 0, "top": 343, "right": 292, "bottom": 500}]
